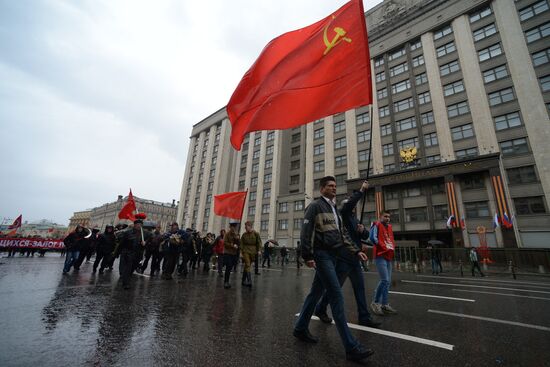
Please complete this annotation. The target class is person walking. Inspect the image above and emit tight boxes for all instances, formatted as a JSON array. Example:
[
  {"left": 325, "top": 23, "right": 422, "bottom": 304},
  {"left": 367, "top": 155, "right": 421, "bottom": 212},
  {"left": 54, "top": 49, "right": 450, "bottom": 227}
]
[
  {"left": 470, "top": 247, "right": 485, "bottom": 277},
  {"left": 161, "top": 222, "right": 189, "bottom": 280},
  {"left": 223, "top": 222, "right": 240, "bottom": 289},
  {"left": 115, "top": 214, "right": 151, "bottom": 289},
  {"left": 240, "top": 221, "right": 261, "bottom": 287},
  {"left": 280, "top": 246, "right": 288, "bottom": 267},
  {"left": 369, "top": 210, "right": 397, "bottom": 316},
  {"left": 201, "top": 233, "right": 214, "bottom": 272},
  {"left": 62, "top": 225, "right": 87, "bottom": 273},
  {"left": 93, "top": 225, "right": 116, "bottom": 274},
  {"left": 293, "top": 176, "right": 373, "bottom": 362},
  {"left": 262, "top": 240, "right": 274, "bottom": 268},
  {"left": 139, "top": 225, "right": 162, "bottom": 276},
  {"left": 213, "top": 229, "right": 226, "bottom": 277}
]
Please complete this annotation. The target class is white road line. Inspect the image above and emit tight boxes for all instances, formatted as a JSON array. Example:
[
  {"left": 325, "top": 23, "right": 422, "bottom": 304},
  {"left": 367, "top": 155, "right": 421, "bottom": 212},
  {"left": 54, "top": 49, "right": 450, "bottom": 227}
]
[
  {"left": 389, "top": 291, "right": 475, "bottom": 302},
  {"left": 427, "top": 309, "right": 550, "bottom": 332},
  {"left": 135, "top": 273, "right": 150, "bottom": 278},
  {"left": 294, "top": 314, "right": 454, "bottom": 350},
  {"left": 401, "top": 280, "right": 550, "bottom": 294},
  {"left": 416, "top": 274, "right": 550, "bottom": 287},
  {"left": 458, "top": 280, "right": 550, "bottom": 290},
  {"left": 452, "top": 289, "right": 550, "bottom": 301}
]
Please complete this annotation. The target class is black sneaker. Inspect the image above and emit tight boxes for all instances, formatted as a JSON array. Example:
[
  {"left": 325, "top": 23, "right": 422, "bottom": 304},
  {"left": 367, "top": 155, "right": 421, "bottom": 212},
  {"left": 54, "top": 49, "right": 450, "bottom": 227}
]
[
  {"left": 358, "top": 318, "right": 381, "bottom": 328},
  {"left": 346, "top": 345, "right": 374, "bottom": 361},
  {"left": 224, "top": 282, "right": 231, "bottom": 289},
  {"left": 293, "top": 329, "right": 319, "bottom": 343},
  {"left": 314, "top": 311, "right": 333, "bottom": 324}
]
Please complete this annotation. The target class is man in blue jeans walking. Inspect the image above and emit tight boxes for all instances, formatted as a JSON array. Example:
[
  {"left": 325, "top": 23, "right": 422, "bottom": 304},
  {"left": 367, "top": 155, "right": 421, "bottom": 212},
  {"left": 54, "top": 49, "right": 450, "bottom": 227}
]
[
  {"left": 62, "top": 225, "right": 87, "bottom": 273},
  {"left": 293, "top": 176, "right": 374, "bottom": 362}
]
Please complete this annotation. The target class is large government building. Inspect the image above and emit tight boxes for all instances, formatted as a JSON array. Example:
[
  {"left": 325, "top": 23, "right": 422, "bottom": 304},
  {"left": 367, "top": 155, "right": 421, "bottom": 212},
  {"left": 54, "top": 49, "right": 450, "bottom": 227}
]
[{"left": 178, "top": 0, "right": 550, "bottom": 248}]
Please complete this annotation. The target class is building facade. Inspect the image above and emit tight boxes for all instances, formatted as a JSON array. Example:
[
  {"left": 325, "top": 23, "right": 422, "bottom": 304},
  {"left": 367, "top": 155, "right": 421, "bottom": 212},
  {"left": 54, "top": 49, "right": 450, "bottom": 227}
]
[
  {"left": 67, "top": 210, "right": 92, "bottom": 233},
  {"left": 179, "top": 0, "right": 550, "bottom": 248}
]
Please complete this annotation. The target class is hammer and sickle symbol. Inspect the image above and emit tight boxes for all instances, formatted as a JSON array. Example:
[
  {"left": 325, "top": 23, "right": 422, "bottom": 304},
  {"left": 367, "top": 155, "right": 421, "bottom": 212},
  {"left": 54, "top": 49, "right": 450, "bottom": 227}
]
[{"left": 323, "top": 16, "right": 352, "bottom": 55}]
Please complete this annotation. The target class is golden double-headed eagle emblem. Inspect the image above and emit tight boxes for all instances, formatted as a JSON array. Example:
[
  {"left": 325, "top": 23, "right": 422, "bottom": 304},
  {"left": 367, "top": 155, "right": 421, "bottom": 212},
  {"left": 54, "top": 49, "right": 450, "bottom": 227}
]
[
  {"left": 400, "top": 147, "right": 417, "bottom": 164},
  {"left": 323, "top": 16, "right": 352, "bottom": 55}
]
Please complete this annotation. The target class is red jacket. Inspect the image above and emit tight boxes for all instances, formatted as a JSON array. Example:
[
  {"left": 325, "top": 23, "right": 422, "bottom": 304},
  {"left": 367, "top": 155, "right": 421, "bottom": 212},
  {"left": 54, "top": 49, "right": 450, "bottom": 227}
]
[
  {"left": 213, "top": 236, "right": 224, "bottom": 255},
  {"left": 370, "top": 221, "right": 395, "bottom": 261}
]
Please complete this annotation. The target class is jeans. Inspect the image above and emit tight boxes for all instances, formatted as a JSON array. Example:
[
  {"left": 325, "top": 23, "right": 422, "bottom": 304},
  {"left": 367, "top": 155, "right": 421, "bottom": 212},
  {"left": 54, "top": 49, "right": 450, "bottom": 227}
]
[
  {"left": 224, "top": 254, "right": 238, "bottom": 283},
  {"left": 373, "top": 257, "right": 392, "bottom": 305},
  {"left": 294, "top": 249, "right": 360, "bottom": 352},
  {"left": 63, "top": 250, "right": 80, "bottom": 273},
  {"left": 262, "top": 252, "right": 271, "bottom": 267},
  {"left": 316, "top": 258, "right": 372, "bottom": 323}
]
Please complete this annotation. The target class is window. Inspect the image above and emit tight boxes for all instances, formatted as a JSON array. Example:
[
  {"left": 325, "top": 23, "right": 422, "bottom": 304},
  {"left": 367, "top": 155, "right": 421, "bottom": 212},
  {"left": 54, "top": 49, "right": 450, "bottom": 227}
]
[
  {"left": 440, "top": 60, "right": 460, "bottom": 76},
  {"left": 434, "top": 25, "right": 453, "bottom": 40},
  {"left": 376, "top": 71, "right": 386, "bottom": 82},
  {"left": 455, "top": 147, "right": 478, "bottom": 159},
  {"left": 444, "top": 80, "right": 465, "bottom": 96},
  {"left": 290, "top": 175, "right": 299, "bottom": 185},
  {"left": 398, "top": 137, "right": 419, "bottom": 150},
  {"left": 479, "top": 44, "right": 503, "bottom": 62},
  {"left": 294, "top": 200, "right": 305, "bottom": 211},
  {"left": 382, "top": 143, "right": 394, "bottom": 156},
  {"left": 265, "top": 159, "right": 273, "bottom": 169},
  {"left": 357, "top": 130, "right": 370, "bottom": 143},
  {"left": 424, "top": 132, "right": 438, "bottom": 147},
  {"left": 465, "top": 201, "right": 490, "bottom": 218},
  {"left": 436, "top": 41, "right": 456, "bottom": 57},
  {"left": 470, "top": 6, "right": 492, "bottom": 23},
  {"left": 241, "top": 154, "right": 248, "bottom": 165},
  {"left": 374, "top": 57, "right": 384, "bottom": 67},
  {"left": 415, "top": 73, "right": 428, "bottom": 85},
  {"left": 334, "top": 120, "right": 345, "bottom": 132},
  {"left": 240, "top": 167, "right": 246, "bottom": 177},
  {"left": 261, "top": 220, "right": 269, "bottom": 231},
  {"left": 447, "top": 101, "right": 470, "bottom": 118},
  {"left": 418, "top": 91, "right": 431, "bottom": 105},
  {"left": 314, "top": 144, "right": 325, "bottom": 156},
  {"left": 532, "top": 48, "right": 550, "bottom": 66},
  {"left": 264, "top": 173, "right": 272, "bottom": 183},
  {"left": 500, "top": 138, "right": 529, "bottom": 155},
  {"left": 385, "top": 187, "right": 399, "bottom": 200},
  {"left": 394, "top": 97, "right": 414, "bottom": 112},
  {"left": 253, "top": 150, "right": 261, "bottom": 160},
  {"left": 293, "top": 218, "right": 304, "bottom": 230},
  {"left": 379, "top": 106, "right": 390, "bottom": 117},
  {"left": 426, "top": 155, "right": 441, "bottom": 165},
  {"left": 384, "top": 163, "right": 396, "bottom": 173},
  {"left": 252, "top": 163, "right": 259, "bottom": 173},
  {"left": 239, "top": 180, "right": 245, "bottom": 190},
  {"left": 279, "top": 202, "right": 288, "bottom": 213},
  {"left": 462, "top": 173, "right": 485, "bottom": 190},
  {"left": 291, "top": 160, "right": 300, "bottom": 170},
  {"left": 396, "top": 116, "right": 417, "bottom": 132},
  {"left": 515, "top": 197, "right": 547, "bottom": 214},
  {"left": 335, "top": 174, "right": 346, "bottom": 186},
  {"left": 356, "top": 112, "right": 370, "bottom": 125},
  {"left": 251, "top": 177, "right": 258, "bottom": 187},
  {"left": 207, "top": 181, "right": 214, "bottom": 191},
  {"left": 377, "top": 88, "right": 388, "bottom": 99},
  {"left": 292, "top": 133, "right": 301, "bottom": 143},
  {"left": 291, "top": 146, "right": 300, "bottom": 156},
  {"left": 507, "top": 166, "right": 538, "bottom": 184},
  {"left": 262, "top": 204, "right": 270, "bottom": 214},
  {"left": 432, "top": 204, "right": 448, "bottom": 220},
  {"left": 266, "top": 145, "right": 274, "bottom": 155},
  {"left": 495, "top": 112, "right": 522, "bottom": 130},
  {"left": 390, "top": 62, "right": 408, "bottom": 77},
  {"left": 391, "top": 79, "right": 411, "bottom": 94},
  {"left": 254, "top": 137, "right": 261, "bottom": 146},
  {"left": 388, "top": 48, "right": 406, "bottom": 61},
  {"left": 242, "top": 142, "right": 249, "bottom": 152},
  {"left": 412, "top": 55, "right": 425, "bottom": 67},
  {"left": 421, "top": 111, "right": 435, "bottom": 125},
  {"left": 335, "top": 155, "right": 347, "bottom": 167},
  {"left": 519, "top": 1, "right": 549, "bottom": 21},
  {"left": 403, "top": 185, "right": 421, "bottom": 197},
  {"left": 483, "top": 65, "right": 508, "bottom": 83},
  {"left": 540, "top": 75, "right": 550, "bottom": 91},
  {"left": 410, "top": 39, "right": 422, "bottom": 50},
  {"left": 488, "top": 88, "right": 515, "bottom": 106},
  {"left": 381, "top": 124, "right": 392, "bottom": 136},
  {"left": 473, "top": 23, "right": 498, "bottom": 42},
  {"left": 405, "top": 207, "right": 428, "bottom": 222},
  {"left": 358, "top": 149, "right": 370, "bottom": 162},
  {"left": 263, "top": 188, "right": 271, "bottom": 199},
  {"left": 314, "top": 160, "right": 325, "bottom": 172},
  {"left": 334, "top": 137, "right": 346, "bottom": 149},
  {"left": 451, "top": 124, "right": 475, "bottom": 140},
  {"left": 249, "top": 192, "right": 256, "bottom": 201},
  {"left": 313, "top": 128, "right": 325, "bottom": 140},
  {"left": 248, "top": 206, "right": 256, "bottom": 216},
  {"left": 267, "top": 131, "right": 275, "bottom": 141}
]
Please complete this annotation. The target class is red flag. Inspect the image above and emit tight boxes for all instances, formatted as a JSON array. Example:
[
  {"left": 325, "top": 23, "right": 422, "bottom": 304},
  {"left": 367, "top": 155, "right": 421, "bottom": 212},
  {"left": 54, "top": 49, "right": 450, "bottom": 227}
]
[
  {"left": 214, "top": 191, "right": 248, "bottom": 220},
  {"left": 227, "top": 0, "right": 372, "bottom": 150},
  {"left": 118, "top": 189, "right": 137, "bottom": 221},
  {"left": 8, "top": 215, "right": 22, "bottom": 230},
  {"left": 6, "top": 229, "right": 17, "bottom": 237}
]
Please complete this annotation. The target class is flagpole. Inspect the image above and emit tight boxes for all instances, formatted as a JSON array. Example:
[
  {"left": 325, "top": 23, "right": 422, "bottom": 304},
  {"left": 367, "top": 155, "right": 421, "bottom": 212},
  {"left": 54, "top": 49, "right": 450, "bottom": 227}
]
[
  {"left": 238, "top": 188, "right": 249, "bottom": 233},
  {"left": 360, "top": 104, "right": 374, "bottom": 224}
]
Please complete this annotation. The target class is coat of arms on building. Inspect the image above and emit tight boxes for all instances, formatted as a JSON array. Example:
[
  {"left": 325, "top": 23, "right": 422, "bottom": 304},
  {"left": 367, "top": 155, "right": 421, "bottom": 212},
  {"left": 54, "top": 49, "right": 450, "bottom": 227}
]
[{"left": 400, "top": 146, "right": 417, "bottom": 164}]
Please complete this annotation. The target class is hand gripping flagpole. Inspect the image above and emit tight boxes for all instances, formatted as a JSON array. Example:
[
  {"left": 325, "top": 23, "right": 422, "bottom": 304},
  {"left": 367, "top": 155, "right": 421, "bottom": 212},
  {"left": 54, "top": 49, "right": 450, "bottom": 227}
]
[{"left": 359, "top": 104, "right": 374, "bottom": 224}]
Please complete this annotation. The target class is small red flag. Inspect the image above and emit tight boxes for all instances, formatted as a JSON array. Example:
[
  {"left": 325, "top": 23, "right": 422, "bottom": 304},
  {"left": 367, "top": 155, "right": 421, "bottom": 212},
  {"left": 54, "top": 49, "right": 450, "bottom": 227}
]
[
  {"left": 214, "top": 191, "right": 248, "bottom": 220},
  {"left": 118, "top": 189, "right": 137, "bottom": 221},
  {"left": 227, "top": 0, "right": 372, "bottom": 150},
  {"left": 8, "top": 214, "right": 22, "bottom": 230}
]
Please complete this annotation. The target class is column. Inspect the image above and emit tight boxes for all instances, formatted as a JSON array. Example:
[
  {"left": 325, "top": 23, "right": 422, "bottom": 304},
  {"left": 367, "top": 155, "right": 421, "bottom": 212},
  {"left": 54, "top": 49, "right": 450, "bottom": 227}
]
[
  {"left": 370, "top": 60, "right": 384, "bottom": 174},
  {"left": 345, "top": 109, "right": 359, "bottom": 180},
  {"left": 305, "top": 123, "right": 315, "bottom": 206},
  {"left": 323, "top": 116, "right": 335, "bottom": 175},
  {"left": 268, "top": 131, "right": 282, "bottom": 239},
  {"left": 187, "top": 132, "right": 205, "bottom": 229},
  {"left": 179, "top": 136, "right": 196, "bottom": 226},
  {"left": 212, "top": 119, "right": 232, "bottom": 232},
  {"left": 196, "top": 124, "right": 218, "bottom": 232},
  {"left": 253, "top": 131, "right": 268, "bottom": 232}
]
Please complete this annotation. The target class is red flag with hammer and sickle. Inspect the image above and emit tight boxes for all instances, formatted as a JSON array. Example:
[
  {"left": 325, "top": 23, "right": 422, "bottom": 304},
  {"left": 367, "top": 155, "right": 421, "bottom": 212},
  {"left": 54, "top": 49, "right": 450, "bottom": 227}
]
[
  {"left": 214, "top": 191, "right": 248, "bottom": 220},
  {"left": 227, "top": 0, "right": 372, "bottom": 150},
  {"left": 118, "top": 189, "right": 137, "bottom": 222}
]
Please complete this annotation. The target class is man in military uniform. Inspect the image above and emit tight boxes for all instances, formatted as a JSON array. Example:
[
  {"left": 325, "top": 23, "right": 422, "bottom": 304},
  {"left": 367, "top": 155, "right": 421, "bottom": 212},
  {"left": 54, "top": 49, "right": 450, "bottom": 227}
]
[{"left": 115, "top": 213, "right": 151, "bottom": 289}]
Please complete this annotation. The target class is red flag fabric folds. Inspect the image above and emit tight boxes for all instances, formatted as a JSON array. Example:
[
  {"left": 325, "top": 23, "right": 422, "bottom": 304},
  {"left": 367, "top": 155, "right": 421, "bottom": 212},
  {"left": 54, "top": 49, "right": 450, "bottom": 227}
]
[
  {"left": 214, "top": 191, "right": 248, "bottom": 220},
  {"left": 118, "top": 189, "right": 137, "bottom": 221},
  {"left": 8, "top": 215, "right": 22, "bottom": 230},
  {"left": 227, "top": 0, "right": 372, "bottom": 150}
]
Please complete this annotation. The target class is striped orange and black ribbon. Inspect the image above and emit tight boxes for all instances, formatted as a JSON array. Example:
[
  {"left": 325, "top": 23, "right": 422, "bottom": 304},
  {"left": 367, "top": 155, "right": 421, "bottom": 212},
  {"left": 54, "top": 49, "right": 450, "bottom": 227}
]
[
  {"left": 445, "top": 181, "right": 460, "bottom": 228},
  {"left": 491, "top": 175, "right": 509, "bottom": 223},
  {"left": 375, "top": 191, "right": 384, "bottom": 217}
]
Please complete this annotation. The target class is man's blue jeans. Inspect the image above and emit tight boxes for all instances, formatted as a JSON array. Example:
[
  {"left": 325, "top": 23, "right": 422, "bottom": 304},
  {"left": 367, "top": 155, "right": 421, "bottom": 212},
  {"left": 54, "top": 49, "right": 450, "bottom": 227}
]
[
  {"left": 294, "top": 249, "right": 360, "bottom": 352},
  {"left": 63, "top": 250, "right": 80, "bottom": 273},
  {"left": 373, "top": 257, "right": 392, "bottom": 305}
]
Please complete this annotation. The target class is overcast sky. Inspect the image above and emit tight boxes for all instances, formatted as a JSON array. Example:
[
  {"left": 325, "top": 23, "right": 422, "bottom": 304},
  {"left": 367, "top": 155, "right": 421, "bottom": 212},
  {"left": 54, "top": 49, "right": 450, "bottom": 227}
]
[{"left": 0, "top": 0, "right": 383, "bottom": 225}]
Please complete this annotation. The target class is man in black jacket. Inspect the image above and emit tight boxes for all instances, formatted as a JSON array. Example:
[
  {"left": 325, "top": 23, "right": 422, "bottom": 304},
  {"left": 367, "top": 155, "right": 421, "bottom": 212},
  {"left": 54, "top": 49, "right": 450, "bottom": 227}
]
[
  {"left": 93, "top": 225, "right": 116, "bottom": 274},
  {"left": 116, "top": 214, "right": 150, "bottom": 289},
  {"left": 62, "top": 225, "right": 87, "bottom": 273}
]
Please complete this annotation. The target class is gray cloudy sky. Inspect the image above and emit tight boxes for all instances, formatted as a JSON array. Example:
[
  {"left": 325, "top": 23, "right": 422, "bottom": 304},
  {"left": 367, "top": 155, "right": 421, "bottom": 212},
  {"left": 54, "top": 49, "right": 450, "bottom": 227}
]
[{"left": 0, "top": 0, "right": 382, "bottom": 225}]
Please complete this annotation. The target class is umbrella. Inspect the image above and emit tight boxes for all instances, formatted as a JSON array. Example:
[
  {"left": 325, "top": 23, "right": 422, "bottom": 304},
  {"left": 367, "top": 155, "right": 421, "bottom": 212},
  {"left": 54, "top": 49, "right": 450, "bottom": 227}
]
[{"left": 428, "top": 240, "right": 445, "bottom": 246}]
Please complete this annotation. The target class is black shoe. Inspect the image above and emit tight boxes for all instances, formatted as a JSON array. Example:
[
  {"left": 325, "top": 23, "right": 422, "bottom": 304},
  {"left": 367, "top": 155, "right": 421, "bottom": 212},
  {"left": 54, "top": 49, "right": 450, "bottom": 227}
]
[
  {"left": 346, "top": 345, "right": 374, "bottom": 361},
  {"left": 99, "top": 269, "right": 104, "bottom": 274},
  {"left": 92, "top": 269, "right": 96, "bottom": 273},
  {"left": 293, "top": 329, "right": 318, "bottom": 343},
  {"left": 359, "top": 318, "right": 381, "bottom": 328},
  {"left": 315, "top": 311, "right": 333, "bottom": 324},
  {"left": 123, "top": 284, "right": 130, "bottom": 290},
  {"left": 255, "top": 272, "right": 261, "bottom": 275},
  {"left": 224, "top": 282, "right": 231, "bottom": 289}
]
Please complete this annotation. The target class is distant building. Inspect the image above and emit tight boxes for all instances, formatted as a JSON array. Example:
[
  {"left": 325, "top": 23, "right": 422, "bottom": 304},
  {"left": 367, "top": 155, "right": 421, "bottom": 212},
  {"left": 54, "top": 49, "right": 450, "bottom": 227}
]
[
  {"left": 18, "top": 219, "right": 68, "bottom": 238},
  {"left": 67, "top": 210, "right": 92, "bottom": 233}
]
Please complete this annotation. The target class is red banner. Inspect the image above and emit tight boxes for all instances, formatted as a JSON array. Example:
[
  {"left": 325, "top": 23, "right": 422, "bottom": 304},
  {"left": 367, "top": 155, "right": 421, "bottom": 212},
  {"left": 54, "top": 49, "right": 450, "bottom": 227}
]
[{"left": 0, "top": 238, "right": 65, "bottom": 249}]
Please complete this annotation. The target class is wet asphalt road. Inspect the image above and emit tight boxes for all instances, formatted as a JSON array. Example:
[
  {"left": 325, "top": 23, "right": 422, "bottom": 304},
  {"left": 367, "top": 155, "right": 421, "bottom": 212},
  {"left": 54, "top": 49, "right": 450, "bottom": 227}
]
[{"left": 0, "top": 254, "right": 549, "bottom": 367}]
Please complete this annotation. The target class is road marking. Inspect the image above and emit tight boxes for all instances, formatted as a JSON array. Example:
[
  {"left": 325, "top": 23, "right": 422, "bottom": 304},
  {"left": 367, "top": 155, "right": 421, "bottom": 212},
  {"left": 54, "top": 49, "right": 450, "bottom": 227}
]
[
  {"left": 389, "top": 291, "right": 475, "bottom": 302},
  {"left": 452, "top": 289, "right": 550, "bottom": 301},
  {"left": 401, "top": 280, "right": 550, "bottom": 294},
  {"left": 416, "top": 274, "right": 550, "bottom": 287},
  {"left": 427, "top": 309, "right": 550, "bottom": 332},
  {"left": 295, "top": 314, "right": 454, "bottom": 350},
  {"left": 458, "top": 280, "right": 550, "bottom": 290},
  {"left": 135, "top": 273, "right": 150, "bottom": 278}
]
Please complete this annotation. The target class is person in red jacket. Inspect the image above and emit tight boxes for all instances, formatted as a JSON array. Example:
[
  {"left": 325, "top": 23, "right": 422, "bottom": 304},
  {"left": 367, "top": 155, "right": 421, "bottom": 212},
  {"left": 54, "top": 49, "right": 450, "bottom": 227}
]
[
  {"left": 369, "top": 210, "right": 397, "bottom": 316},
  {"left": 213, "top": 229, "right": 226, "bottom": 277}
]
